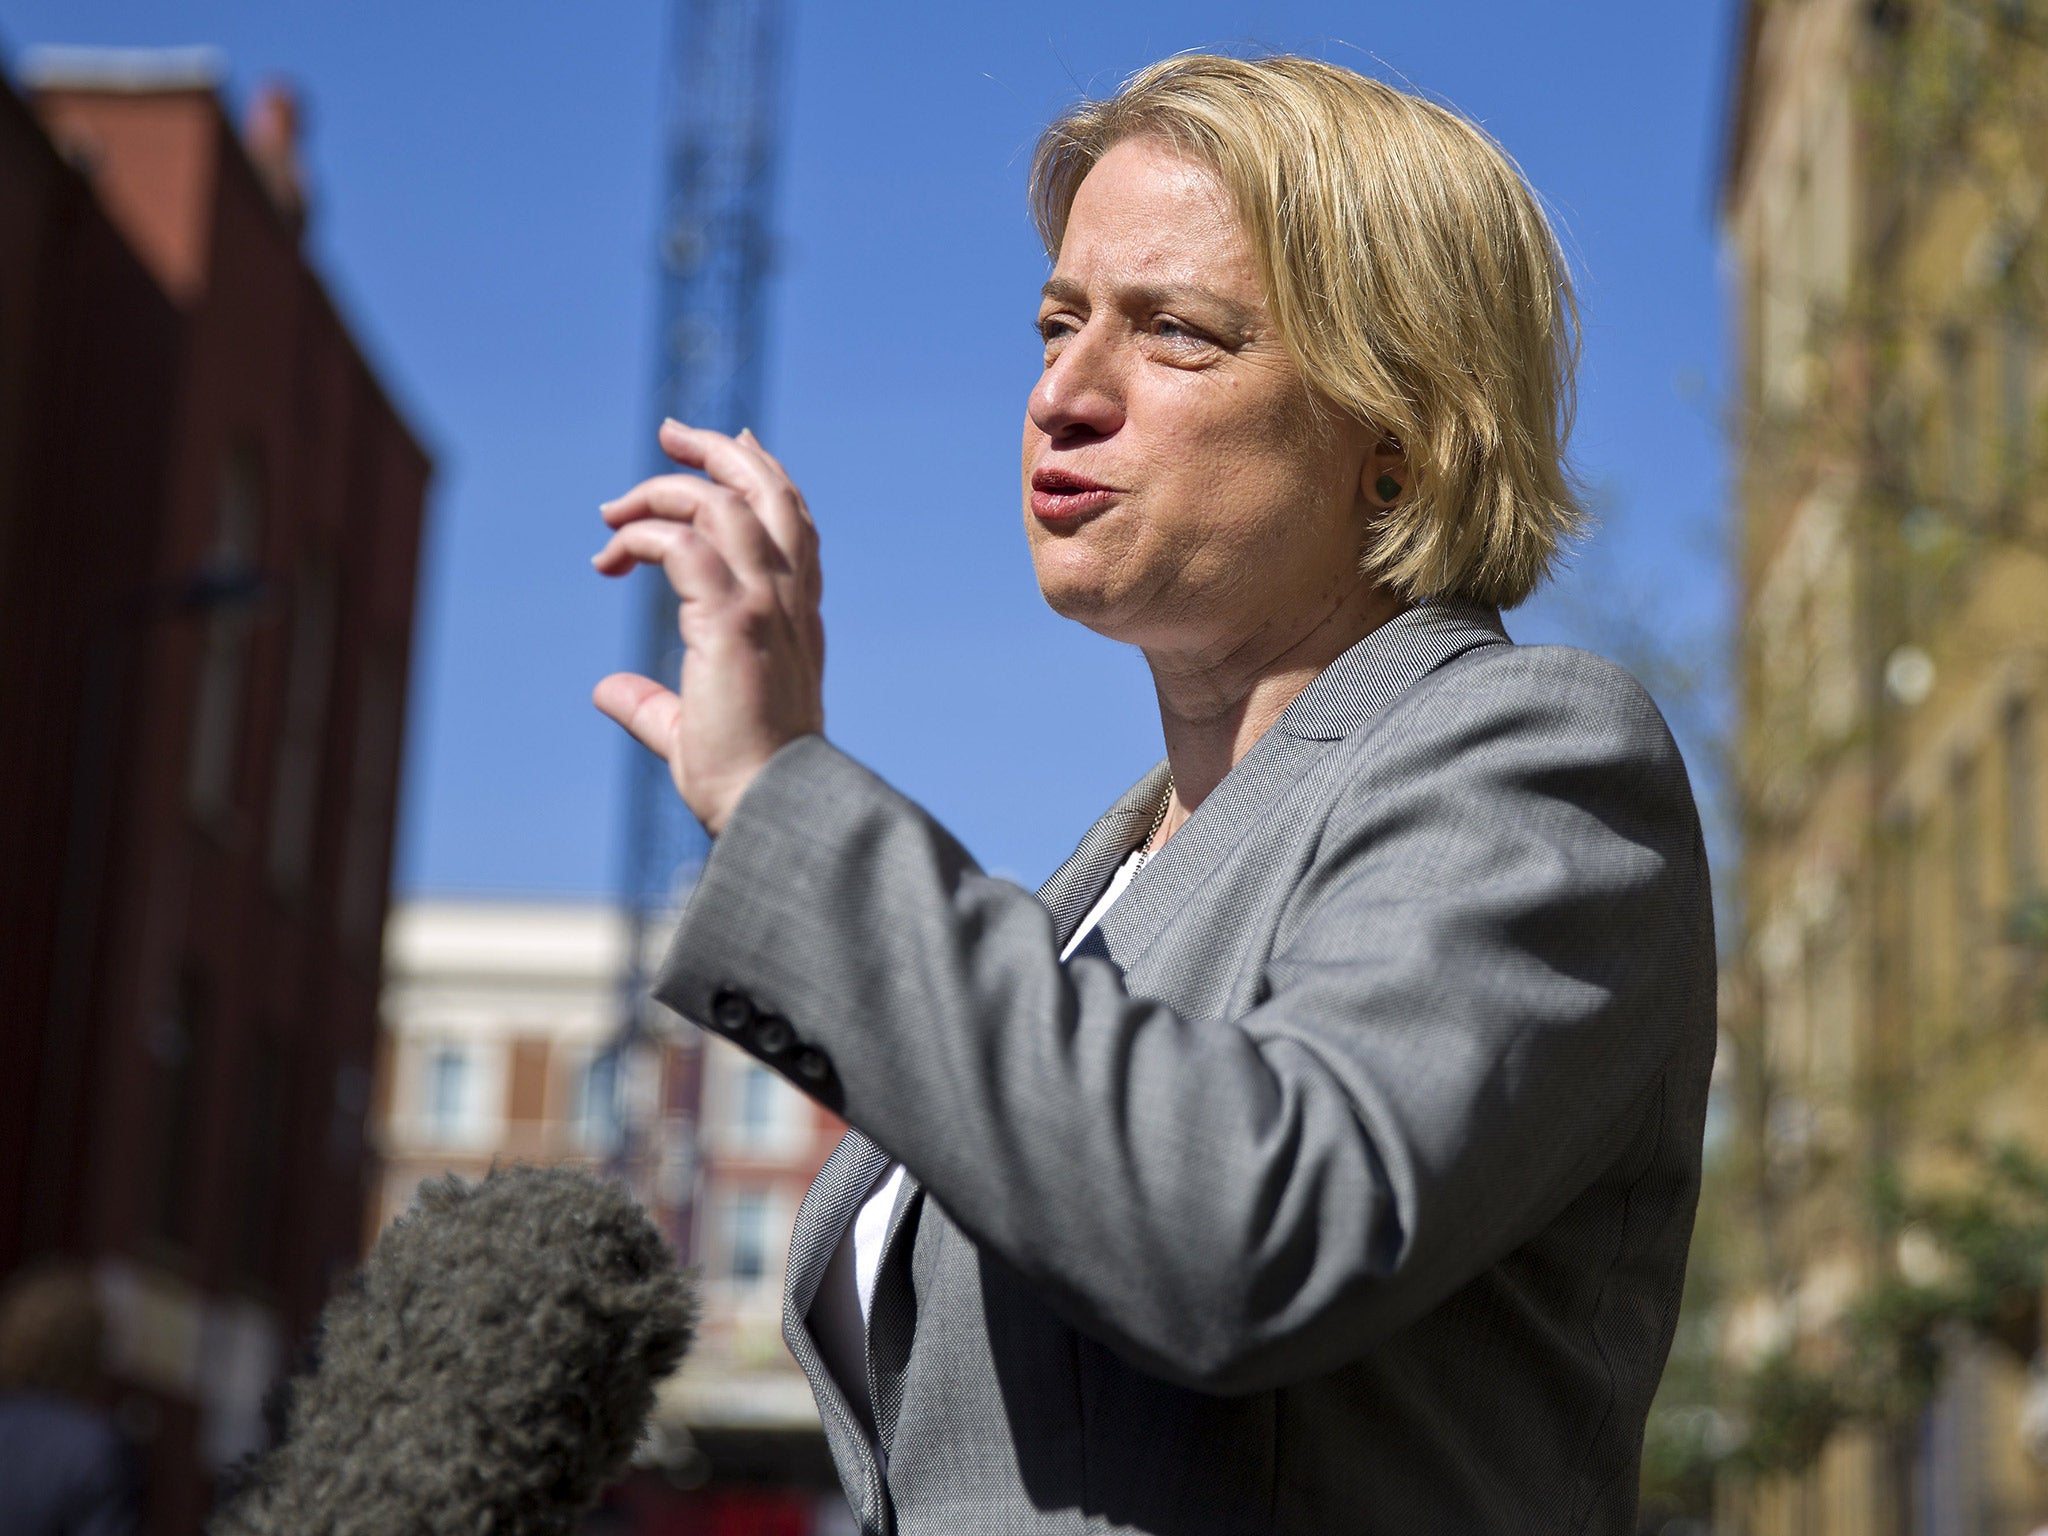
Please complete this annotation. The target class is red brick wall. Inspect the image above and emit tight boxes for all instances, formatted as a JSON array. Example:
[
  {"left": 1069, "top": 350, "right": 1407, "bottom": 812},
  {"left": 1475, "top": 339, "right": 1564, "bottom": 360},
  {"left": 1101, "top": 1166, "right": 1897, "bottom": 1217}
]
[
  {"left": 0, "top": 77, "right": 183, "bottom": 1281},
  {"left": 0, "top": 69, "right": 431, "bottom": 1534}
]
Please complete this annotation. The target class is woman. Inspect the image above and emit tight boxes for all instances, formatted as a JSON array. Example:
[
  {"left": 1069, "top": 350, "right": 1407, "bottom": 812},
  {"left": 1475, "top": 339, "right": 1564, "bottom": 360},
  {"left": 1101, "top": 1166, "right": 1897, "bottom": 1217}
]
[{"left": 592, "top": 54, "right": 1714, "bottom": 1536}]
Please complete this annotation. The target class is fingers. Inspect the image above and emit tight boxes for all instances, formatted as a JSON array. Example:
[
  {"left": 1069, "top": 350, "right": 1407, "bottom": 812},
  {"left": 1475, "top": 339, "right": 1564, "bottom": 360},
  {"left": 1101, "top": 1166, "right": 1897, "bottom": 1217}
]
[
  {"left": 736, "top": 427, "right": 802, "bottom": 501},
  {"left": 657, "top": 418, "right": 777, "bottom": 499},
  {"left": 598, "top": 479, "right": 790, "bottom": 598},
  {"left": 734, "top": 429, "right": 820, "bottom": 578},
  {"left": 599, "top": 422, "right": 819, "bottom": 605},
  {"left": 591, "top": 671, "right": 680, "bottom": 756},
  {"left": 598, "top": 471, "right": 791, "bottom": 589},
  {"left": 658, "top": 420, "right": 818, "bottom": 568},
  {"left": 737, "top": 426, "right": 787, "bottom": 475},
  {"left": 591, "top": 518, "right": 758, "bottom": 604},
  {"left": 599, "top": 471, "right": 726, "bottom": 530},
  {"left": 590, "top": 423, "right": 828, "bottom": 834}
]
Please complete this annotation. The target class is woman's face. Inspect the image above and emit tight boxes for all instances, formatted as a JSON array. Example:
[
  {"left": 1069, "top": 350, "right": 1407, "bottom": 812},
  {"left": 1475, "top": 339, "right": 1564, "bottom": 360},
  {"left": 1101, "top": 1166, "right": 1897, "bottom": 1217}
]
[{"left": 1022, "top": 136, "right": 1384, "bottom": 665}]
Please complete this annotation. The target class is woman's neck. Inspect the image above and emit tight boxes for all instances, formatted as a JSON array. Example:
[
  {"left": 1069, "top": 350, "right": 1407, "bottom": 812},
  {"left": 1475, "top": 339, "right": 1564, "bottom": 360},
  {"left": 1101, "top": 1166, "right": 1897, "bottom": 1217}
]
[{"left": 1143, "top": 581, "right": 1409, "bottom": 847}]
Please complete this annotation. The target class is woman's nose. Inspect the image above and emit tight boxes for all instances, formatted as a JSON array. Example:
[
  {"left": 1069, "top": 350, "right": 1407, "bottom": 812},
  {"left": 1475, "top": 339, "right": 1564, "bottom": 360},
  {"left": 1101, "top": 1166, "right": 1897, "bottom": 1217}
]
[{"left": 1027, "top": 330, "right": 1125, "bottom": 443}]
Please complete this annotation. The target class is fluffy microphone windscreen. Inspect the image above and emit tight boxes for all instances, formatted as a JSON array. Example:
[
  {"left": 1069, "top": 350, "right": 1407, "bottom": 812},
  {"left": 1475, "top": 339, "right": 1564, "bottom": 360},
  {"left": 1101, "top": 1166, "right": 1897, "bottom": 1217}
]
[{"left": 212, "top": 1164, "right": 696, "bottom": 1536}]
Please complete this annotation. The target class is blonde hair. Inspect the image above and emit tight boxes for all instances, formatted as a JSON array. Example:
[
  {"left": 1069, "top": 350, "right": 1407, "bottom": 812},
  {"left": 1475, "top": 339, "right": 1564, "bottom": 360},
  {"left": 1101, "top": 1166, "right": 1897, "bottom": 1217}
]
[{"left": 1030, "top": 54, "right": 1585, "bottom": 610}]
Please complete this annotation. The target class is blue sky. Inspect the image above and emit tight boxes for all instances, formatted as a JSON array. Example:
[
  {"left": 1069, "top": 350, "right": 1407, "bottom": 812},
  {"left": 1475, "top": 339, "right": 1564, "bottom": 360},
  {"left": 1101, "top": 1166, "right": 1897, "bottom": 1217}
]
[{"left": 4, "top": 0, "right": 1740, "bottom": 895}]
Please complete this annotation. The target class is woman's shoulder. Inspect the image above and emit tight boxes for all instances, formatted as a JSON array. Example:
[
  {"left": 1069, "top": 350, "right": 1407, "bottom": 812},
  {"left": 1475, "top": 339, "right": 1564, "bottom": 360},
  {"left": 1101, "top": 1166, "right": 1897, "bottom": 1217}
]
[
  {"left": 1331, "top": 638, "right": 1696, "bottom": 818},
  {"left": 1392, "top": 637, "right": 1677, "bottom": 749}
]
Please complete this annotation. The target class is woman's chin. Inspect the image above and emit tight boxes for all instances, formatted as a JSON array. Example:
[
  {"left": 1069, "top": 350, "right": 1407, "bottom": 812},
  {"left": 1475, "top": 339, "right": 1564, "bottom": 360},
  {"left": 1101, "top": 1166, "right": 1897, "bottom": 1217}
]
[{"left": 1033, "top": 571, "right": 1120, "bottom": 629}]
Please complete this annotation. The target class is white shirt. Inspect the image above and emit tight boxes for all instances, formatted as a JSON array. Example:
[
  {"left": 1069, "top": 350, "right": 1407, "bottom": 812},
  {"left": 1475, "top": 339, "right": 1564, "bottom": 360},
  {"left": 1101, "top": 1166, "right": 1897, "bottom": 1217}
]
[{"left": 806, "top": 843, "right": 1152, "bottom": 1452}]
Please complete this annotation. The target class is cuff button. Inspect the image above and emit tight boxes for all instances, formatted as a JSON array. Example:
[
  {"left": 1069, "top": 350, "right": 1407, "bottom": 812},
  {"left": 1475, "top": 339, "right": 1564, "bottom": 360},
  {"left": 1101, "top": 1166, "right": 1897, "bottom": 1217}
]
[
  {"left": 710, "top": 988, "right": 756, "bottom": 1034},
  {"left": 752, "top": 1014, "right": 796, "bottom": 1056},
  {"left": 790, "top": 1046, "right": 833, "bottom": 1087}
]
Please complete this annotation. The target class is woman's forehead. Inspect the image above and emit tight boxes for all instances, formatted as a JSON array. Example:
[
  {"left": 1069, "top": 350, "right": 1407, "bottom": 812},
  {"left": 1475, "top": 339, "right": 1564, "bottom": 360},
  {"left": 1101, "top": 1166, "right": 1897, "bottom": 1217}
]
[
  {"left": 1053, "top": 141, "right": 1260, "bottom": 300},
  {"left": 1069, "top": 138, "right": 1238, "bottom": 230}
]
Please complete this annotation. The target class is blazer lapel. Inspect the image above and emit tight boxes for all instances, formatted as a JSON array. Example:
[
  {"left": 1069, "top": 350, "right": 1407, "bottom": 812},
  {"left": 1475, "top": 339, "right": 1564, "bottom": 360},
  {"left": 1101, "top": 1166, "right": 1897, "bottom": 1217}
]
[
  {"left": 1271, "top": 600, "right": 1509, "bottom": 742},
  {"left": 863, "top": 1164, "right": 925, "bottom": 1461},
  {"left": 783, "top": 1127, "right": 892, "bottom": 1326},
  {"left": 854, "top": 761, "right": 1176, "bottom": 1459},
  {"left": 1035, "top": 758, "right": 1174, "bottom": 949},
  {"left": 1090, "top": 602, "right": 1511, "bottom": 970},
  {"left": 780, "top": 1127, "right": 895, "bottom": 1523}
]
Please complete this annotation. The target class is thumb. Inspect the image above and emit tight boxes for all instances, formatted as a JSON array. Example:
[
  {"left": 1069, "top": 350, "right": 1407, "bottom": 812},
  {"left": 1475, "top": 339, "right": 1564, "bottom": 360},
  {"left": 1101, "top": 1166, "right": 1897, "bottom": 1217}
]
[{"left": 593, "top": 673, "right": 681, "bottom": 759}]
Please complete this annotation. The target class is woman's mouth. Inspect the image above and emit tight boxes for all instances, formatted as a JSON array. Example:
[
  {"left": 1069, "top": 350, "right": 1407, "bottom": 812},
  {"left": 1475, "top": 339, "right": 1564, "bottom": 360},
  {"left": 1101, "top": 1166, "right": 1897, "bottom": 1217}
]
[{"left": 1030, "top": 470, "right": 1121, "bottom": 524}]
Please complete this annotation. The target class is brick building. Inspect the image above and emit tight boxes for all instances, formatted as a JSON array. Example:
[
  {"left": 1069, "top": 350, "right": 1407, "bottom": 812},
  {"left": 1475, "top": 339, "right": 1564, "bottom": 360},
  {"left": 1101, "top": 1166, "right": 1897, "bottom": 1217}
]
[{"left": 0, "top": 48, "right": 430, "bottom": 1533}]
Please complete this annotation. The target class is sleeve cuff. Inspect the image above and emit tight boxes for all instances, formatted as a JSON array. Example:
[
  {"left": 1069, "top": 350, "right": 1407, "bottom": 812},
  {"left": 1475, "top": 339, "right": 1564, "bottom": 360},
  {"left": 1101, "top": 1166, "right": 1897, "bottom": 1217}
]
[{"left": 649, "top": 733, "right": 964, "bottom": 1116}]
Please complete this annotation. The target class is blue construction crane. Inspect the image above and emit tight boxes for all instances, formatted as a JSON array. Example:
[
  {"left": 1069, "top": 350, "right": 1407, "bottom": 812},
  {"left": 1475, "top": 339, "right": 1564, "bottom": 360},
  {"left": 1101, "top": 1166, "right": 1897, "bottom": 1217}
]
[{"left": 610, "top": 0, "right": 788, "bottom": 1253}]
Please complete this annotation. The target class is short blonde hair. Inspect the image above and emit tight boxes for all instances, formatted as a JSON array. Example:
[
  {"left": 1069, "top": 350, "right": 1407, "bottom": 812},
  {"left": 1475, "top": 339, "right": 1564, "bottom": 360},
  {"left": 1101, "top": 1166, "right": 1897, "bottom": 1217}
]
[{"left": 1030, "top": 54, "right": 1584, "bottom": 610}]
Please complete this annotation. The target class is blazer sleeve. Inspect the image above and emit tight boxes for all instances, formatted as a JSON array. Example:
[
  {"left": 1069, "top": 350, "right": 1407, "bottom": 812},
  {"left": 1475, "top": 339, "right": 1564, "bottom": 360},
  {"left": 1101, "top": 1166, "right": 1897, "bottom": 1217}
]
[{"left": 650, "top": 648, "right": 1714, "bottom": 1394}]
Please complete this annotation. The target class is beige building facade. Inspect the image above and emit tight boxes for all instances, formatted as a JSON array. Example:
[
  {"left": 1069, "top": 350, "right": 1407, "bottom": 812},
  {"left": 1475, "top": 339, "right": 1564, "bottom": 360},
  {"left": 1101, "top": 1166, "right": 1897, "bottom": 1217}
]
[
  {"left": 1721, "top": 0, "right": 2048, "bottom": 1530},
  {"left": 371, "top": 898, "right": 844, "bottom": 1457}
]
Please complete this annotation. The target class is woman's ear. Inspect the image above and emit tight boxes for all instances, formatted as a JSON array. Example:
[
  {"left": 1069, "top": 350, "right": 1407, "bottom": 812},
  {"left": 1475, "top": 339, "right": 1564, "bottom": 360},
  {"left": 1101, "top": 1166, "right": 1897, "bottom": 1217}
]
[{"left": 1363, "top": 433, "right": 1408, "bottom": 509}]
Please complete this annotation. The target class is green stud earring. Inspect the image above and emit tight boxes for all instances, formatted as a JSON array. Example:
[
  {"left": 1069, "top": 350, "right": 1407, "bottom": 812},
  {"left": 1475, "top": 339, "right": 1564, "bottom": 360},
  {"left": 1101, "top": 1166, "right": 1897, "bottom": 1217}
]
[{"left": 1375, "top": 473, "right": 1403, "bottom": 503}]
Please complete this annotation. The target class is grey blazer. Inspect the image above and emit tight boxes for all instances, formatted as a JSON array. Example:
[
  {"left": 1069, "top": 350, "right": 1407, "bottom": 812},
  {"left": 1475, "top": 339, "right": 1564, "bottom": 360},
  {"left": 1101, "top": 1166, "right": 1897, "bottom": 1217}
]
[{"left": 654, "top": 602, "right": 1716, "bottom": 1535}]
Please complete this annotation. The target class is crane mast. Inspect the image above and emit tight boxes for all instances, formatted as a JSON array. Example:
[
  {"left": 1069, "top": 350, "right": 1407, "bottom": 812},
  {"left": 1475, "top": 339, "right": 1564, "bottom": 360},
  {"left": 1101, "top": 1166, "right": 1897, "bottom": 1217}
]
[{"left": 613, "top": 0, "right": 788, "bottom": 1256}]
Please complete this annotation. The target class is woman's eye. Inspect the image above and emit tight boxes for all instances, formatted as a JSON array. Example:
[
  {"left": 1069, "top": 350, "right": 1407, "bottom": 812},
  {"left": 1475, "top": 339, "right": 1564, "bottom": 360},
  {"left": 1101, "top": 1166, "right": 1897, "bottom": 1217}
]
[{"left": 1154, "top": 317, "right": 1204, "bottom": 343}]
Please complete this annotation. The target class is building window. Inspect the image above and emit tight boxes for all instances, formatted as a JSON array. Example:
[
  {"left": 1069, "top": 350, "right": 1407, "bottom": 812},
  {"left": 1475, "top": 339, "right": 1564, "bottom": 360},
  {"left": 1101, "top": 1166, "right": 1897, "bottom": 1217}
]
[
  {"left": 1806, "top": 918, "right": 1856, "bottom": 1096},
  {"left": 735, "top": 1063, "right": 777, "bottom": 1148},
  {"left": 572, "top": 1051, "right": 620, "bottom": 1153},
  {"left": 187, "top": 449, "right": 264, "bottom": 822},
  {"left": 330, "top": 1059, "right": 372, "bottom": 1171},
  {"left": 1953, "top": 754, "right": 1984, "bottom": 1022},
  {"left": 1916, "top": 1335, "right": 1992, "bottom": 1533},
  {"left": 235, "top": 1032, "right": 287, "bottom": 1284},
  {"left": 339, "top": 655, "right": 402, "bottom": 951},
  {"left": 1944, "top": 327, "right": 1979, "bottom": 509},
  {"left": 419, "top": 1043, "right": 491, "bottom": 1146},
  {"left": 727, "top": 1190, "right": 770, "bottom": 1286},
  {"left": 2000, "top": 312, "right": 2033, "bottom": 497},
  {"left": 2009, "top": 696, "right": 2038, "bottom": 901},
  {"left": 428, "top": 1048, "right": 467, "bottom": 1135},
  {"left": 267, "top": 554, "right": 338, "bottom": 894},
  {"left": 150, "top": 970, "right": 208, "bottom": 1249},
  {"left": 1760, "top": 201, "right": 1811, "bottom": 410},
  {"left": 1899, "top": 810, "right": 1924, "bottom": 1065},
  {"left": 1808, "top": 530, "right": 1857, "bottom": 745}
]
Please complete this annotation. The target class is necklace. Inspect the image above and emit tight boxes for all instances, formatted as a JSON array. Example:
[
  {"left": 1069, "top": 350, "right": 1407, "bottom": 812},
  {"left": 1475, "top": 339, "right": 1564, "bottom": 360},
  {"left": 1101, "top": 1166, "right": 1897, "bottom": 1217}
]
[{"left": 1132, "top": 774, "right": 1175, "bottom": 872}]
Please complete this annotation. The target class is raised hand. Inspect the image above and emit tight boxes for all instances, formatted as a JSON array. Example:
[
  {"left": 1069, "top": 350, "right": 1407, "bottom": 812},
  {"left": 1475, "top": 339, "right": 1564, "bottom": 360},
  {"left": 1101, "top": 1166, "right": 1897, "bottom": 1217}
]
[{"left": 591, "top": 419, "right": 825, "bottom": 836}]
